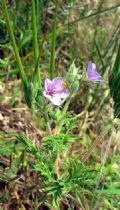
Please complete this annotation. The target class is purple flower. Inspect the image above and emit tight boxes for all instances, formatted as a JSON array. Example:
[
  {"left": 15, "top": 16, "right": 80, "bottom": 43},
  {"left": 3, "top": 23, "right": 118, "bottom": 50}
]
[
  {"left": 43, "top": 77, "right": 70, "bottom": 106},
  {"left": 86, "top": 61, "right": 104, "bottom": 82}
]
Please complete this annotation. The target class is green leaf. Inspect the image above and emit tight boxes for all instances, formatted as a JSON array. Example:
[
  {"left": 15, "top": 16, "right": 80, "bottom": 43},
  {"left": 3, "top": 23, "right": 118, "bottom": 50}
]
[
  {"left": 16, "top": 134, "right": 38, "bottom": 155},
  {"left": 101, "top": 188, "right": 120, "bottom": 195},
  {"left": 0, "top": 143, "right": 14, "bottom": 157},
  {"left": 109, "top": 44, "right": 120, "bottom": 118},
  {"left": 0, "top": 58, "right": 9, "bottom": 67},
  {"left": 24, "top": 81, "right": 38, "bottom": 110},
  {"left": 34, "top": 162, "right": 53, "bottom": 181},
  {"left": 19, "top": 30, "right": 32, "bottom": 50}
]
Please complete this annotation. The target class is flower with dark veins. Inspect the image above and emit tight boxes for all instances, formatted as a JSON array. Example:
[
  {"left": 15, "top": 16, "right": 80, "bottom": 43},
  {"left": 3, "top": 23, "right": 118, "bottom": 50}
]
[
  {"left": 87, "top": 61, "right": 104, "bottom": 82},
  {"left": 43, "top": 77, "right": 70, "bottom": 106}
]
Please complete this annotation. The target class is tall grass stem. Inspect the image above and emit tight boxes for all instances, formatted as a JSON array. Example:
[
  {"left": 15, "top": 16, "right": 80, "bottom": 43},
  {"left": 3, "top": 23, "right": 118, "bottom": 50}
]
[
  {"left": 2, "top": 0, "right": 28, "bottom": 89},
  {"left": 50, "top": 0, "right": 58, "bottom": 79},
  {"left": 32, "top": 0, "right": 41, "bottom": 88}
]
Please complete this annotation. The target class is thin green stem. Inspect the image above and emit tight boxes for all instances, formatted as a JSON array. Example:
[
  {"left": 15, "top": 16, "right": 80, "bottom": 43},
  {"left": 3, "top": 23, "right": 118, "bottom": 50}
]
[
  {"left": 102, "top": 23, "right": 120, "bottom": 59},
  {"left": 31, "top": 0, "right": 41, "bottom": 87},
  {"left": 94, "top": 39, "right": 104, "bottom": 66},
  {"left": 82, "top": 123, "right": 113, "bottom": 163},
  {"left": 34, "top": 100, "right": 52, "bottom": 135},
  {"left": 43, "top": 112, "right": 52, "bottom": 135},
  {"left": 2, "top": 0, "right": 28, "bottom": 89},
  {"left": 50, "top": 0, "right": 58, "bottom": 79},
  {"left": 32, "top": 36, "right": 46, "bottom": 87},
  {"left": 32, "top": 0, "right": 39, "bottom": 64},
  {"left": 56, "top": 96, "right": 73, "bottom": 134}
]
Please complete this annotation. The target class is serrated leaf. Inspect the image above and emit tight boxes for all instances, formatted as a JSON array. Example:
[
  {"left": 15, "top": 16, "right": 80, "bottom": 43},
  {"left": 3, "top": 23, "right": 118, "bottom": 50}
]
[
  {"left": 0, "top": 143, "right": 14, "bottom": 156},
  {"left": 16, "top": 134, "right": 38, "bottom": 155}
]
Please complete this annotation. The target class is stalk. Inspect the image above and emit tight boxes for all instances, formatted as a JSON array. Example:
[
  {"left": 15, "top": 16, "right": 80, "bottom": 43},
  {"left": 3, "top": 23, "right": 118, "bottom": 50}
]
[
  {"left": 2, "top": 0, "right": 28, "bottom": 89},
  {"left": 31, "top": 0, "right": 41, "bottom": 88},
  {"left": 32, "top": 36, "right": 45, "bottom": 86},
  {"left": 56, "top": 96, "right": 72, "bottom": 135},
  {"left": 50, "top": 0, "right": 58, "bottom": 79}
]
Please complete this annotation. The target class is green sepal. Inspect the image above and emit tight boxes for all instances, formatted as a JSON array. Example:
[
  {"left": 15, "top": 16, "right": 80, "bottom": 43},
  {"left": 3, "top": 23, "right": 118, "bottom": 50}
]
[{"left": 66, "top": 62, "right": 79, "bottom": 95}]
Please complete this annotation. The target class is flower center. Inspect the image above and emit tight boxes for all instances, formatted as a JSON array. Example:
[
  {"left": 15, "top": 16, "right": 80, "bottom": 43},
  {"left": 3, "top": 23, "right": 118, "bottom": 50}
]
[
  {"left": 63, "top": 82, "right": 69, "bottom": 89},
  {"left": 47, "top": 89, "right": 55, "bottom": 95},
  {"left": 47, "top": 86, "right": 56, "bottom": 95}
]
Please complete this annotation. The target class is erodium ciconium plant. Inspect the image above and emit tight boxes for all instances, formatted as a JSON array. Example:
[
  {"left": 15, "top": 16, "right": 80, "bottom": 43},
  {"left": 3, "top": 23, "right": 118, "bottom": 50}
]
[{"left": 2, "top": 1, "right": 107, "bottom": 208}]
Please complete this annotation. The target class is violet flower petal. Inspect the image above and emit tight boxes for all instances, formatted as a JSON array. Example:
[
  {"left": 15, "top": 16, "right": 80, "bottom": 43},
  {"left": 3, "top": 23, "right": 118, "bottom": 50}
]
[
  {"left": 52, "top": 77, "right": 64, "bottom": 92},
  {"left": 54, "top": 89, "right": 70, "bottom": 98},
  {"left": 87, "top": 61, "right": 104, "bottom": 82},
  {"left": 44, "top": 78, "right": 52, "bottom": 92},
  {"left": 50, "top": 96, "right": 62, "bottom": 106},
  {"left": 43, "top": 90, "right": 52, "bottom": 101},
  {"left": 43, "top": 91, "right": 62, "bottom": 106}
]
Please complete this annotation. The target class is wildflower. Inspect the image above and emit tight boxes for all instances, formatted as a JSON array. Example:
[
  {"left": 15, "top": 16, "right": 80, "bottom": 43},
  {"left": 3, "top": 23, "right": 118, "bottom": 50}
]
[
  {"left": 43, "top": 77, "right": 70, "bottom": 106},
  {"left": 87, "top": 61, "right": 104, "bottom": 82}
]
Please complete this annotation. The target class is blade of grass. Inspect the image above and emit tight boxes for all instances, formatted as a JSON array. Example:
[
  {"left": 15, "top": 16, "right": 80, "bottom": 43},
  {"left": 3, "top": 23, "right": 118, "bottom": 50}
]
[
  {"left": 32, "top": 36, "right": 46, "bottom": 83},
  {"left": 2, "top": 0, "right": 28, "bottom": 89},
  {"left": 90, "top": 1, "right": 104, "bottom": 55},
  {"left": 32, "top": 3, "right": 49, "bottom": 83},
  {"left": 94, "top": 39, "right": 104, "bottom": 66},
  {"left": 0, "top": 65, "right": 33, "bottom": 78},
  {"left": 97, "top": 28, "right": 120, "bottom": 75},
  {"left": 31, "top": 0, "right": 41, "bottom": 88},
  {"left": 45, "top": 4, "right": 120, "bottom": 44},
  {"left": 0, "top": 64, "right": 49, "bottom": 78},
  {"left": 50, "top": 1, "right": 58, "bottom": 80},
  {"left": 101, "top": 188, "right": 120, "bottom": 195},
  {"left": 102, "top": 23, "right": 120, "bottom": 59},
  {"left": 109, "top": 44, "right": 120, "bottom": 118},
  {"left": 0, "top": 69, "right": 19, "bottom": 78},
  {"left": 32, "top": 0, "right": 39, "bottom": 64},
  {"left": 70, "top": 3, "right": 120, "bottom": 25},
  {"left": 82, "top": 123, "right": 113, "bottom": 163}
]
